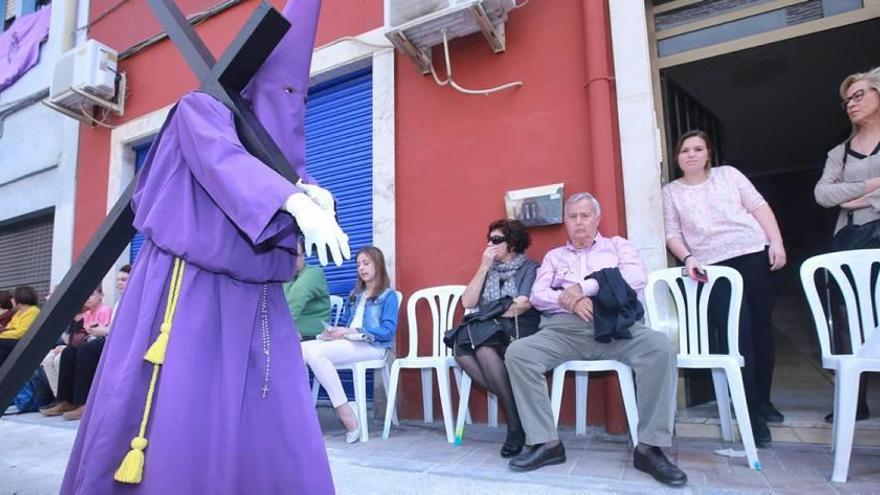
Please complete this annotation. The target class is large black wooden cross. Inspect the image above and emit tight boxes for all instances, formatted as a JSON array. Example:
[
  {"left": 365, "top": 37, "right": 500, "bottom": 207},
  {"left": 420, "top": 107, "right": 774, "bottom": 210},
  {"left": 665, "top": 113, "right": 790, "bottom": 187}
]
[{"left": 0, "top": 0, "right": 304, "bottom": 408}]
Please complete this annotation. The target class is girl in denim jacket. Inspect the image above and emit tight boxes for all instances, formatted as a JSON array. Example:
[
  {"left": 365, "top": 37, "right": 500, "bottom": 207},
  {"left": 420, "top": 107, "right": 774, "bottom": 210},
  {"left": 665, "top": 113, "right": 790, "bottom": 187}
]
[{"left": 301, "top": 246, "right": 399, "bottom": 443}]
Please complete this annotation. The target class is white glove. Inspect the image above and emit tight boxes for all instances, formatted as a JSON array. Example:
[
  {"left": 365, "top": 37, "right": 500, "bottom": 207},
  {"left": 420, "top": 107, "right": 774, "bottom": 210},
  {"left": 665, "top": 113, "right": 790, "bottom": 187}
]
[
  {"left": 284, "top": 193, "right": 351, "bottom": 266},
  {"left": 296, "top": 180, "right": 335, "bottom": 214}
]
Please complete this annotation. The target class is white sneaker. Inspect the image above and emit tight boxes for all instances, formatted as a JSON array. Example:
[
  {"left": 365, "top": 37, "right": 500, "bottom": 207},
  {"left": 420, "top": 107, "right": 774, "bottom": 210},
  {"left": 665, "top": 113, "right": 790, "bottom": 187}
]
[{"left": 345, "top": 402, "right": 361, "bottom": 444}]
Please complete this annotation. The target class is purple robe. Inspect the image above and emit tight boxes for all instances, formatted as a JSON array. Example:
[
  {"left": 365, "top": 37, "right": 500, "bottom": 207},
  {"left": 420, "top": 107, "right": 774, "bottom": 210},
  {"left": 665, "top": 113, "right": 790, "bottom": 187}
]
[
  {"left": 60, "top": 92, "right": 334, "bottom": 494},
  {"left": 0, "top": 5, "right": 51, "bottom": 92}
]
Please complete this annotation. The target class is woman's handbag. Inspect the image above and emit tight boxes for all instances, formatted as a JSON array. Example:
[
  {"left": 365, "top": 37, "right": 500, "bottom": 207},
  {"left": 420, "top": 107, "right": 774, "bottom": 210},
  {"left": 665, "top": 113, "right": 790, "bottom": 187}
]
[
  {"left": 830, "top": 211, "right": 880, "bottom": 251},
  {"left": 828, "top": 147, "right": 880, "bottom": 251},
  {"left": 443, "top": 297, "right": 513, "bottom": 349}
]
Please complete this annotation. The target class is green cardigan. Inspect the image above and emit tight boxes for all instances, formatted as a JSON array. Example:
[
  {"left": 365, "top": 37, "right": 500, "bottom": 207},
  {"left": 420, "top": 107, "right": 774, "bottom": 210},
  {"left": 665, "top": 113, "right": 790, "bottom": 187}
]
[{"left": 283, "top": 264, "right": 331, "bottom": 337}]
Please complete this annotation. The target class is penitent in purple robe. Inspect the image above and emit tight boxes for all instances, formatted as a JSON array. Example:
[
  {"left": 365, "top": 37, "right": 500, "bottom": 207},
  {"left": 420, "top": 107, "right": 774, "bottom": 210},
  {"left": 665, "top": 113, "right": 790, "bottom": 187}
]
[
  {"left": 61, "top": 0, "right": 335, "bottom": 492},
  {"left": 60, "top": 91, "right": 333, "bottom": 495}
]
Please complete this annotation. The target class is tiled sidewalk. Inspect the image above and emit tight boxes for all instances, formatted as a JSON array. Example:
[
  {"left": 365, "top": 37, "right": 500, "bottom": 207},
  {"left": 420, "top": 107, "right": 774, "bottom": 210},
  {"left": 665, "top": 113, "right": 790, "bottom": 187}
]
[
  {"left": 3, "top": 409, "right": 880, "bottom": 494},
  {"left": 324, "top": 410, "right": 880, "bottom": 494}
]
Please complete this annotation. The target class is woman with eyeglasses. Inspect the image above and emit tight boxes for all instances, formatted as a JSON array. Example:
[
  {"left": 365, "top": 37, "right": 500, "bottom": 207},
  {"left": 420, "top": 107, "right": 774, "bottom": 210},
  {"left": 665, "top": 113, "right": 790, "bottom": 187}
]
[
  {"left": 814, "top": 67, "right": 880, "bottom": 422},
  {"left": 454, "top": 219, "right": 540, "bottom": 458},
  {"left": 662, "top": 130, "right": 787, "bottom": 448}
]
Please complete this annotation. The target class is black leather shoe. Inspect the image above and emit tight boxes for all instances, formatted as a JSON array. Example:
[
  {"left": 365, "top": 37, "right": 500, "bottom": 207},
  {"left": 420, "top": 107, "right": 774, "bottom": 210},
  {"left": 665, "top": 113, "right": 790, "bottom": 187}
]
[
  {"left": 500, "top": 430, "right": 525, "bottom": 458},
  {"left": 633, "top": 446, "right": 687, "bottom": 487},
  {"left": 758, "top": 403, "right": 785, "bottom": 423},
  {"left": 752, "top": 416, "right": 771, "bottom": 448},
  {"left": 825, "top": 409, "right": 870, "bottom": 423},
  {"left": 509, "top": 441, "right": 566, "bottom": 472}
]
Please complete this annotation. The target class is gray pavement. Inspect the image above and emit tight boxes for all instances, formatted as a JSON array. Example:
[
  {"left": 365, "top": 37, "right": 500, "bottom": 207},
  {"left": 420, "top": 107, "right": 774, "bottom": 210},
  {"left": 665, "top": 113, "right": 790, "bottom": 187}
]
[{"left": 2, "top": 407, "right": 880, "bottom": 494}]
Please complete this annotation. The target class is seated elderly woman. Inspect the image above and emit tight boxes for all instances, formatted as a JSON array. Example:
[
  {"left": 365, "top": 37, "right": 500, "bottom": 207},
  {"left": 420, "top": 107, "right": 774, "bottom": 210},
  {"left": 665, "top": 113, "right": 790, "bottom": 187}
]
[
  {"left": 0, "top": 290, "right": 13, "bottom": 329},
  {"left": 284, "top": 239, "right": 331, "bottom": 340},
  {"left": 0, "top": 286, "right": 41, "bottom": 367},
  {"left": 301, "top": 246, "right": 399, "bottom": 443},
  {"left": 40, "top": 287, "right": 112, "bottom": 420},
  {"left": 449, "top": 219, "right": 540, "bottom": 458}
]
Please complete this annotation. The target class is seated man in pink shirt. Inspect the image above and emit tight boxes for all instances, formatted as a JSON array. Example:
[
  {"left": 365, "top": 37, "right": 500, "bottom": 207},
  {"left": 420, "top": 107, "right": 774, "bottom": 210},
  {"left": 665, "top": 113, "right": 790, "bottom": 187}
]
[{"left": 505, "top": 192, "right": 686, "bottom": 487}]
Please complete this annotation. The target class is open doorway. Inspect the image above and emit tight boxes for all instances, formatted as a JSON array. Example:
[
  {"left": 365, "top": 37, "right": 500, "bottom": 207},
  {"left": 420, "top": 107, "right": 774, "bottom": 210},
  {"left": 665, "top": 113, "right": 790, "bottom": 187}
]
[{"left": 659, "top": 17, "right": 880, "bottom": 430}]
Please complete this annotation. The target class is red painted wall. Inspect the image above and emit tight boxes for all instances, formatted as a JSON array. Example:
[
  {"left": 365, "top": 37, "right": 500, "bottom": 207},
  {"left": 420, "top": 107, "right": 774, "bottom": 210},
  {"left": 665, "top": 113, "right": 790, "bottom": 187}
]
[
  {"left": 72, "top": 0, "right": 626, "bottom": 428},
  {"left": 391, "top": 0, "right": 625, "bottom": 426}
]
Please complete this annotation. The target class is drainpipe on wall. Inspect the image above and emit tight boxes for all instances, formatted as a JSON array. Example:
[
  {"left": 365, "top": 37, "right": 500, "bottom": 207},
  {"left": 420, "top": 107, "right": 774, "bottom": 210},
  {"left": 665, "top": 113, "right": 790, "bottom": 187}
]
[
  {"left": 60, "top": 0, "right": 77, "bottom": 51},
  {"left": 582, "top": 0, "right": 626, "bottom": 435}
]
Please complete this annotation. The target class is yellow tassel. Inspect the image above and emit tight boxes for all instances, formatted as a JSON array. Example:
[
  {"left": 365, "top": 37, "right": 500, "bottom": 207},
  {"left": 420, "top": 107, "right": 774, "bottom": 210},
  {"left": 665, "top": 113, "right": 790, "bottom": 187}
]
[
  {"left": 143, "top": 324, "right": 171, "bottom": 364},
  {"left": 113, "top": 258, "right": 185, "bottom": 485},
  {"left": 114, "top": 436, "right": 148, "bottom": 484}
]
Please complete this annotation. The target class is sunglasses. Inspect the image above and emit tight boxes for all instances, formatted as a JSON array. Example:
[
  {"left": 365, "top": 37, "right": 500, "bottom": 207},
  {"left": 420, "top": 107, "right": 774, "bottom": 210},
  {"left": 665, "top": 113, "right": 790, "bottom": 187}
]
[{"left": 488, "top": 235, "right": 507, "bottom": 245}]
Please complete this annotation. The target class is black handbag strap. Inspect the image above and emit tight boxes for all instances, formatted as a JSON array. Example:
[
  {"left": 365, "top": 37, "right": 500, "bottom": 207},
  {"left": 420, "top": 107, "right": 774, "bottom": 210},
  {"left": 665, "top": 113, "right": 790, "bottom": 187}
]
[{"left": 841, "top": 146, "right": 855, "bottom": 226}]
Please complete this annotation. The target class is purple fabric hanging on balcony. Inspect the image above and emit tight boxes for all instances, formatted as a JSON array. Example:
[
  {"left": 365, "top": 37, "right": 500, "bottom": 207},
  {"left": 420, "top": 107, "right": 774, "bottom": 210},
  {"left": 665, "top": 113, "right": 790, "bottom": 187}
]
[{"left": 0, "top": 5, "right": 51, "bottom": 93}]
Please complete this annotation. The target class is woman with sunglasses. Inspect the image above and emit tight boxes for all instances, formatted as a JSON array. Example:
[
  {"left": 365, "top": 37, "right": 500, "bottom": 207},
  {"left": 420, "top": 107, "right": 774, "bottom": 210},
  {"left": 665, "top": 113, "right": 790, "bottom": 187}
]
[
  {"left": 815, "top": 67, "right": 880, "bottom": 422},
  {"left": 455, "top": 219, "right": 540, "bottom": 458}
]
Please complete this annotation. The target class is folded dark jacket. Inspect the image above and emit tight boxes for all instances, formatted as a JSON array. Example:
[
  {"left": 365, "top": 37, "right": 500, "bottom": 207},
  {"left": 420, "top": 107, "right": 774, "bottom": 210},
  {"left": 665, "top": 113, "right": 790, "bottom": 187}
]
[{"left": 586, "top": 267, "right": 643, "bottom": 343}]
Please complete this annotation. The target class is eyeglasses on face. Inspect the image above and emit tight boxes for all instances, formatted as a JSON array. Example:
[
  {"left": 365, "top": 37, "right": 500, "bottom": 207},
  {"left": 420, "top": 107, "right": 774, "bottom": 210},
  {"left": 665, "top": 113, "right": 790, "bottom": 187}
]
[
  {"left": 488, "top": 235, "right": 507, "bottom": 245},
  {"left": 842, "top": 88, "right": 874, "bottom": 109}
]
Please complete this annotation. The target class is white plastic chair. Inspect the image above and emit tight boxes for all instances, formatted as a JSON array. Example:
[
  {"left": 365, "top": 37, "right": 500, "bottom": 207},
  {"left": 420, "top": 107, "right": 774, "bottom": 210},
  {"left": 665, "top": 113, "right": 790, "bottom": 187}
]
[
  {"left": 454, "top": 377, "right": 499, "bottom": 439},
  {"left": 310, "top": 290, "right": 403, "bottom": 442},
  {"left": 801, "top": 250, "right": 880, "bottom": 482},
  {"left": 383, "top": 285, "right": 468, "bottom": 443},
  {"left": 646, "top": 266, "right": 760, "bottom": 471},
  {"left": 453, "top": 305, "right": 503, "bottom": 441},
  {"left": 549, "top": 359, "right": 639, "bottom": 445},
  {"left": 329, "top": 294, "right": 344, "bottom": 325}
]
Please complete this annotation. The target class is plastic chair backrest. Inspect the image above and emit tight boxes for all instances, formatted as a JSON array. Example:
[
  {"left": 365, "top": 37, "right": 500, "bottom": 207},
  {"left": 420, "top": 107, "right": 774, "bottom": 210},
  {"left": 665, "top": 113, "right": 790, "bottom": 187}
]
[
  {"left": 800, "top": 249, "right": 880, "bottom": 358},
  {"left": 329, "top": 295, "right": 344, "bottom": 326},
  {"left": 645, "top": 266, "right": 743, "bottom": 357},
  {"left": 405, "top": 285, "right": 465, "bottom": 360}
]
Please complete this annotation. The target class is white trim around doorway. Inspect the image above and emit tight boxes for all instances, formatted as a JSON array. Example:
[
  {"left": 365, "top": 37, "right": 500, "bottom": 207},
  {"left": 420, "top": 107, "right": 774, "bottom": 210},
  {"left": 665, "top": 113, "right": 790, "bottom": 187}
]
[{"left": 608, "top": 0, "right": 667, "bottom": 273}]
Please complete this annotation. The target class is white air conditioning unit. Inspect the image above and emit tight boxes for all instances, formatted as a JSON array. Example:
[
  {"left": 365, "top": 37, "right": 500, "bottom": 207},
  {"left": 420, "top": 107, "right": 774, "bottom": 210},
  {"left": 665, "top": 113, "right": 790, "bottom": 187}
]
[
  {"left": 43, "top": 39, "right": 126, "bottom": 123},
  {"left": 385, "top": 0, "right": 517, "bottom": 73}
]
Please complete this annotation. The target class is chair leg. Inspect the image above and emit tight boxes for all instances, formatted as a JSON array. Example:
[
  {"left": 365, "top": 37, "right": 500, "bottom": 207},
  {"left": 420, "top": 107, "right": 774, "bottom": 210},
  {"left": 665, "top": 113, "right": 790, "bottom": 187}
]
[
  {"left": 831, "top": 373, "right": 842, "bottom": 452},
  {"left": 712, "top": 368, "right": 733, "bottom": 442},
  {"left": 381, "top": 364, "right": 399, "bottom": 426},
  {"left": 353, "top": 365, "right": 369, "bottom": 442},
  {"left": 832, "top": 368, "right": 859, "bottom": 483},
  {"left": 436, "top": 366, "right": 456, "bottom": 443},
  {"left": 311, "top": 374, "right": 320, "bottom": 406},
  {"left": 488, "top": 392, "right": 498, "bottom": 428},
  {"left": 452, "top": 367, "right": 472, "bottom": 424},
  {"left": 455, "top": 372, "right": 472, "bottom": 442},
  {"left": 383, "top": 362, "right": 401, "bottom": 439},
  {"left": 576, "top": 372, "right": 588, "bottom": 436},
  {"left": 421, "top": 368, "right": 433, "bottom": 423},
  {"left": 724, "top": 364, "right": 761, "bottom": 471},
  {"left": 550, "top": 366, "right": 566, "bottom": 427},
  {"left": 616, "top": 367, "right": 639, "bottom": 448}
]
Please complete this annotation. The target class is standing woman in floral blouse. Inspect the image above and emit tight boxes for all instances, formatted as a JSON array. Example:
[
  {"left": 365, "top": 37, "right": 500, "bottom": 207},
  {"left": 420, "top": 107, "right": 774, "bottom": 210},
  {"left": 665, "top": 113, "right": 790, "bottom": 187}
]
[{"left": 662, "top": 130, "right": 787, "bottom": 447}]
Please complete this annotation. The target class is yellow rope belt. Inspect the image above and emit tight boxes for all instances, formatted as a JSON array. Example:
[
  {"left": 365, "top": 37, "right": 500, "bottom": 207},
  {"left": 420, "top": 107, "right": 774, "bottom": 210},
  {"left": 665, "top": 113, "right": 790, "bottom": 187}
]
[{"left": 114, "top": 257, "right": 185, "bottom": 484}]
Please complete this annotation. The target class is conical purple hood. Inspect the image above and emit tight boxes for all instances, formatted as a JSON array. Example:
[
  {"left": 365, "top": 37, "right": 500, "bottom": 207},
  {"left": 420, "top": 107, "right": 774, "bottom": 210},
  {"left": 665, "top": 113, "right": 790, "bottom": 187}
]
[{"left": 242, "top": 0, "right": 321, "bottom": 175}]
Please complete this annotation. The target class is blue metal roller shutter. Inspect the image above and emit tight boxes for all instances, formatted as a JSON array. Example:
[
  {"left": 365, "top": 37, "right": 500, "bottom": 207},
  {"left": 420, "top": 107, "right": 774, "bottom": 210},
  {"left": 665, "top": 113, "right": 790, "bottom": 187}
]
[
  {"left": 304, "top": 68, "right": 373, "bottom": 295},
  {"left": 130, "top": 142, "right": 152, "bottom": 264},
  {"left": 304, "top": 68, "right": 374, "bottom": 403}
]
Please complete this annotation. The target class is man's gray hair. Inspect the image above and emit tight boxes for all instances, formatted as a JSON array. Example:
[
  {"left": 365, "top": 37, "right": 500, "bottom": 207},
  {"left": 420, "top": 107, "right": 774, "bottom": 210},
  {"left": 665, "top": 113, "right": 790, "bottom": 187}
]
[{"left": 566, "top": 192, "right": 601, "bottom": 217}]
